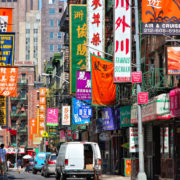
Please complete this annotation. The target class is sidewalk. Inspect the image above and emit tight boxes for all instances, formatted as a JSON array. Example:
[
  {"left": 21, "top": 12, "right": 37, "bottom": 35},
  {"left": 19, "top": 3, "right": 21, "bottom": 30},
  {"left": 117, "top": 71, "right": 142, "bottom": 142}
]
[{"left": 102, "top": 174, "right": 131, "bottom": 180}]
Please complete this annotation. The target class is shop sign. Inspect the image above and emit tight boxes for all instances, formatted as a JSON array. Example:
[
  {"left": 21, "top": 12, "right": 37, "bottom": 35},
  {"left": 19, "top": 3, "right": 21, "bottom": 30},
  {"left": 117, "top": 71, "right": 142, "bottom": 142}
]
[
  {"left": 120, "top": 105, "right": 132, "bottom": 127},
  {"left": 170, "top": 88, "right": 180, "bottom": 117},
  {"left": 138, "top": 92, "right": 148, "bottom": 104},
  {"left": 78, "top": 105, "right": 92, "bottom": 119},
  {"left": 5, "top": 147, "right": 25, "bottom": 154},
  {"left": 129, "top": 127, "right": 138, "bottom": 153},
  {"left": 62, "top": 106, "right": 70, "bottom": 125},
  {"left": 124, "top": 159, "right": 131, "bottom": 176},
  {"left": 60, "top": 130, "right": 65, "bottom": 142},
  {"left": 47, "top": 108, "right": 58, "bottom": 126},
  {"left": 99, "top": 132, "right": 110, "bottom": 141},
  {"left": 33, "top": 134, "right": 41, "bottom": 145},
  {"left": 132, "top": 71, "right": 142, "bottom": 83}
]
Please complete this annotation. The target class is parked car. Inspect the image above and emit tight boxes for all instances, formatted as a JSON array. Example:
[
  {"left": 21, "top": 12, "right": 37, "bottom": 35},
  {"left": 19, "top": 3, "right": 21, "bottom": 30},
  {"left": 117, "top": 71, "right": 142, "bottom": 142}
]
[
  {"left": 33, "top": 152, "right": 51, "bottom": 174},
  {"left": 56, "top": 142, "right": 102, "bottom": 180},
  {"left": 41, "top": 153, "right": 57, "bottom": 177}
]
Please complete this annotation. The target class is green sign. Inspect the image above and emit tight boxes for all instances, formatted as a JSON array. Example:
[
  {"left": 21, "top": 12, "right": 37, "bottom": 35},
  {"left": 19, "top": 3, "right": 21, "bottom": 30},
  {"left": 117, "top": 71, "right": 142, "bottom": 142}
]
[
  {"left": 120, "top": 105, "right": 132, "bottom": 127},
  {"left": 70, "top": 5, "right": 87, "bottom": 94}
]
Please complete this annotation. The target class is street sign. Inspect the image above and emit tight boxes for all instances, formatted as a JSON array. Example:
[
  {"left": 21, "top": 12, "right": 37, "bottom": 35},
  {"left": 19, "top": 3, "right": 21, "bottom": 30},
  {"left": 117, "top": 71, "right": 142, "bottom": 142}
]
[
  {"left": 42, "top": 131, "right": 48, "bottom": 137},
  {"left": 78, "top": 105, "right": 92, "bottom": 119}
]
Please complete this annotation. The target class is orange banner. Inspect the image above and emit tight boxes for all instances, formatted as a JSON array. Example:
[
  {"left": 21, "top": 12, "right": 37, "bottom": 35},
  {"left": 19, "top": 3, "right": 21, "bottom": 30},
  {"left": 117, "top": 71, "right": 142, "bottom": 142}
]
[
  {"left": 29, "top": 118, "right": 37, "bottom": 141},
  {"left": 0, "top": 8, "right": 12, "bottom": 32},
  {"left": 91, "top": 54, "right": 116, "bottom": 106},
  {"left": 39, "top": 88, "right": 46, "bottom": 97},
  {"left": 39, "top": 105, "right": 46, "bottom": 113},
  {"left": 0, "top": 66, "right": 18, "bottom": 97}
]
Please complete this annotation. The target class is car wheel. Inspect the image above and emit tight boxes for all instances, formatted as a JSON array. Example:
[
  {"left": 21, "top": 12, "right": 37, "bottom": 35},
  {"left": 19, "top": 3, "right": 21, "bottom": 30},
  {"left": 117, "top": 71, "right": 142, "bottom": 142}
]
[
  {"left": 60, "top": 173, "right": 66, "bottom": 180},
  {"left": 32, "top": 169, "right": 37, "bottom": 174},
  {"left": 56, "top": 171, "right": 60, "bottom": 180}
]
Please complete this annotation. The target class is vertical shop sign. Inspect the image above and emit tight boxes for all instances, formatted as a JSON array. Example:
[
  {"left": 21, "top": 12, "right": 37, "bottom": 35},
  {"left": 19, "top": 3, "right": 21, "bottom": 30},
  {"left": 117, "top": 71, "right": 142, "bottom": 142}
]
[
  {"left": 87, "top": 0, "right": 105, "bottom": 71},
  {"left": 142, "top": 0, "right": 180, "bottom": 35},
  {"left": 0, "top": 96, "right": 6, "bottom": 126},
  {"left": 47, "top": 108, "right": 58, "bottom": 126},
  {"left": 70, "top": 5, "right": 87, "bottom": 94},
  {"left": 129, "top": 127, "right": 139, "bottom": 152},
  {"left": 62, "top": 106, "right": 70, "bottom": 125},
  {"left": 114, "top": 0, "right": 132, "bottom": 82},
  {"left": 30, "top": 119, "right": 37, "bottom": 141},
  {"left": 0, "top": 33, "right": 15, "bottom": 66},
  {"left": 120, "top": 105, "right": 132, "bottom": 127},
  {"left": 138, "top": 92, "right": 148, "bottom": 104},
  {"left": 91, "top": 54, "right": 116, "bottom": 106}
]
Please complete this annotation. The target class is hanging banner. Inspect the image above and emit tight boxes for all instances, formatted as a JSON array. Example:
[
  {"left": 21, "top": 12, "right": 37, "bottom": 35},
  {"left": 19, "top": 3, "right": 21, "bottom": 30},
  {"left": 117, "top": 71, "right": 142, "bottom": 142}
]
[
  {"left": 0, "top": 66, "right": 18, "bottom": 97},
  {"left": 0, "top": 33, "right": 15, "bottom": 66},
  {"left": 47, "top": 108, "right": 58, "bottom": 126},
  {"left": 114, "top": 0, "right": 132, "bottom": 82},
  {"left": 76, "top": 71, "right": 91, "bottom": 100},
  {"left": 167, "top": 46, "right": 180, "bottom": 75},
  {"left": 0, "top": 96, "right": 6, "bottom": 126},
  {"left": 0, "top": 8, "right": 13, "bottom": 32},
  {"left": 87, "top": 0, "right": 105, "bottom": 71},
  {"left": 72, "top": 97, "right": 91, "bottom": 124},
  {"left": 39, "top": 88, "right": 46, "bottom": 97},
  {"left": 70, "top": 5, "right": 87, "bottom": 94},
  {"left": 142, "top": 0, "right": 180, "bottom": 35},
  {"left": 91, "top": 54, "right": 116, "bottom": 106},
  {"left": 62, "top": 106, "right": 70, "bottom": 125},
  {"left": 30, "top": 118, "right": 37, "bottom": 141}
]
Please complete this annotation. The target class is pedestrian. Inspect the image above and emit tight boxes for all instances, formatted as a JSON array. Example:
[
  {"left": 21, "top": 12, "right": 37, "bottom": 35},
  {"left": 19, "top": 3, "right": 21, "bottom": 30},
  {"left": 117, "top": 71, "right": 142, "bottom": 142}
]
[
  {"left": 17, "top": 158, "right": 21, "bottom": 174},
  {"left": 25, "top": 160, "right": 30, "bottom": 173},
  {"left": 0, "top": 144, "right": 7, "bottom": 178},
  {"left": 6, "top": 159, "right": 11, "bottom": 171}
]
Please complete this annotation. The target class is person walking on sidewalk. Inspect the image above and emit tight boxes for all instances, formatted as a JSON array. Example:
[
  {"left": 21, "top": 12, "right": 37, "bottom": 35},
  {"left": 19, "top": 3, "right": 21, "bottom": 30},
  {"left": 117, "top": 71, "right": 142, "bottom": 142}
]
[
  {"left": 7, "top": 159, "right": 11, "bottom": 171},
  {"left": 0, "top": 144, "right": 7, "bottom": 177},
  {"left": 17, "top": 158, "right": 21, "bottom": 174}
]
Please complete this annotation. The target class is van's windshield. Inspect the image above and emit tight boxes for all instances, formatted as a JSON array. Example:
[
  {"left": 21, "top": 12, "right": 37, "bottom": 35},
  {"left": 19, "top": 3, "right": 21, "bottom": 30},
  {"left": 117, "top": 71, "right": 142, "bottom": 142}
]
[{"left": 38, "top": 154, "right": 46, "bottom": 159}]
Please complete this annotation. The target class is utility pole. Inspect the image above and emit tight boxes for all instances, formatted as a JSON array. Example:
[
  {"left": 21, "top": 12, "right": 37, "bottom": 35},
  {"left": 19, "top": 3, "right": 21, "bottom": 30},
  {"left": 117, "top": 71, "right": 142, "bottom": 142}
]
[{"left": 134, "top": 0, "right": 147, "bottom": 179}]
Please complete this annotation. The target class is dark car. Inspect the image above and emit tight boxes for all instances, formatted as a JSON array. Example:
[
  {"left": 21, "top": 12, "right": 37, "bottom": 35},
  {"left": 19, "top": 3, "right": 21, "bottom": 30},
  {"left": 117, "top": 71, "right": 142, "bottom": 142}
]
[{"left": 41, "top": 153, "right": 56, "bottom": 177}]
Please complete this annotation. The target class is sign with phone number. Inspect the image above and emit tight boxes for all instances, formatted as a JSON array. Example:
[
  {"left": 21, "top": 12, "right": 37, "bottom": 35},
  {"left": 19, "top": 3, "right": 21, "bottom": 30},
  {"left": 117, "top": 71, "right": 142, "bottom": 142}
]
[{"left": 5, "top": 147, "right": 25, "bottom": 154}]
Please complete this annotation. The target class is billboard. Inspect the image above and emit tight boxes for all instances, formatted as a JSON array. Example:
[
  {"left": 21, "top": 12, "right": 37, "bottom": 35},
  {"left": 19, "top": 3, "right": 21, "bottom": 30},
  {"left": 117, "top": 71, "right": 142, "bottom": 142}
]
[
  {"left": 142, "top": 0, "right": 180, "bottom": 35},
  {"left": 47, "top": 108, "right": 58, "bottom": 126},
  {"left": 114, "top": 0, "right": 132, "bottom": 82},
  {"left": 87, "top": 0, "right": 105, "bottom": 71},
  {"left": 70, "top": 5, "right": 87, "bottom": 94},
  {"left": 0, "top": 33, "right": 15, "bottom": 66}
]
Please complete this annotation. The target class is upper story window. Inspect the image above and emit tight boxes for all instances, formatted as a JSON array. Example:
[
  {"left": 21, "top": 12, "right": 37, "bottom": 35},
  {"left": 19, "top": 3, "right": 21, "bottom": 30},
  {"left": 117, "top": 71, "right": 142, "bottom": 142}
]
[
  {"left": 49, "top": 0, "right": 55, "bottom": 4},
  {"left": 50, "top": 44, "right": 54, "bottom": 51},
  {"left": 2, "top": 0, "right": 6, "bottom": 2},
  {"left": 49, "top": 8, "right": 55, "bottom": 14},
  {"left": 57, "top": 44, "right": 61, "bottom": 51},
  {"left": 50, "top": 19, "right": 54, "bottom": 27},
  {"left": 26, "top": 29, "right": 30, "bottom": 34},
  {"left": 34, "top": 29, "right": 38, "bottom": 34},
  {"left": 50, "top": 32, "right": 54, "bottom": 39},
  {"left": 57, "top": 20, "right": 60, "bottom": 27},
  {"left": 21, "top": 74, "right": 26, "bottom": 83},
  {"left": 57, "top": 32, "right": 62, "bottom": 39}
]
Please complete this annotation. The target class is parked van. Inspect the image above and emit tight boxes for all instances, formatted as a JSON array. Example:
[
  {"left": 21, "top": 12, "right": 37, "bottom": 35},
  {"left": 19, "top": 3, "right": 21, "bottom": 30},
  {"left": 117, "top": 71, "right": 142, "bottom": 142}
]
[
  {"left": 56, "top": 142, "right": 101, "bottom": 180},
  {"left": 33, "top": 152, "right": 51, "bottom": 174}
]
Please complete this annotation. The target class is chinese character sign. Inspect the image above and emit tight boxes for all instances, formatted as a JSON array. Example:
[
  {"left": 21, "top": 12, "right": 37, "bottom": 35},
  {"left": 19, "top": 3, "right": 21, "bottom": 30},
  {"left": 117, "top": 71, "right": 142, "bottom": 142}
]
[
  {"left": 0, "top": 33, "right": 15, "bottom": 66},
  {"left": 62, "top": 106, "right": 70, "bottom": 125},
  {"left": 47, "top": 108, "right": 58, "bottom": 126},
  {"left": 0, "top": 8, "right": 13, "bottom": 32},
  {"left": 87, "top": 0, "right": 105, "bottom": 71},
  {"left": 91, "top": 54, "right": 116, "bottom": 106},
  {"left": 142, "top": 0, "right": 180, "bottom": 35},
  {"left": 0, "top": 96, "right": 6, "bottom": 126},
  {"left": 129, "top": 127, "right": 139, "bottom": 153},
  {"left": 30, "top": 118, "right": 37, "bottom": 141},
  {"left": 76, "top": 71, "right": 91, "bottom": 100},
  {"left": 114, "top": 0, "right": 132, "bottom": 83},
  {"left": 0, "top": 66, "right": 18, "bottom": 97},
  {"left": 70, "top": 5, "right": 87, "bottom": 94}
]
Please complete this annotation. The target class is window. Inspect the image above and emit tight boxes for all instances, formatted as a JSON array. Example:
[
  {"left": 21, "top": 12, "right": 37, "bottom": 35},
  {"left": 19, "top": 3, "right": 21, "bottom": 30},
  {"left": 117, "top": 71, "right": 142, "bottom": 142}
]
[
  {"left": 7, "top": 0, "right": 12, "bottom": 2},
  {"left": 57, "top": 20, "right": 60, "bottom": 27},
  {"left": 21, "top": 89, "right": 26, "bottom": 98},
  {"left": 50, "top": 44, "right": 54, "bottom": 51},
  {"left": 34, "top": 37, "right": 38, "bottom": 42},
  {"left": 2, "top": 0, "right": 6, "bottom": 2},
  {"left": 13, "top": 0, "right": 17, "bottom": 1},
  {"left": 50, "top": 32, "right": 54, "bottom": 39},
  {"left": 21, "top": 73, "right": 26, "bottom": 81},
  {"left": 12, "top": 105, "right": 16, "bottom": 112},
  {"left": 50, "top": 20, "right": 54, "bottom": 27},
  {"left": 26, "top": 55, "right": 30, "bottom": 60},
  {"left": 34, "top": 29, "right": 38, "bottom": 34},
  {"left": 26, "top": 29, "right": 30, "bottom": 34},
  {"left": 57, "top": 44, "right": 61, "bottom": 51},
  {"left": 49, "top": 0, "right": 55, "bottom": 4},
  {"left": 49, "top": 8, "right": 55, "bottom": 14},
  {"left": 59, "top": 8, "right": 62, "bottom": 13},
  {"left": 57, "top": 32, "right": 62, "bottom": 39}
]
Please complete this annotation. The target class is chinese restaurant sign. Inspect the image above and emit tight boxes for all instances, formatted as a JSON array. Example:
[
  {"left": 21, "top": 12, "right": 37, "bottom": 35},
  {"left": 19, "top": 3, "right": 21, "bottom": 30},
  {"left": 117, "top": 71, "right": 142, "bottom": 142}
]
[
  {"left": 72, "top": 97, "right": 91, "bottom": 124},
  {"left": 47, "top": 108, "right": 58, "bottom": 126},
  {"left": 132, "top": 71, "right": 142, "bottom": 83},
  {"left": 142, "top": 0, "right": 180, "bottom": 35},
  {"left": 0, "top": 66, "right": 18, "bottom": 97},
  {"left": 87, "top": 0, "right": 105, "bottom": 71},
  {"left": 70, "top": 5, "right": 87, "bottom": 94},
  {"left": 138, "top": 92, "right": 148, "bottom": 104},
  {"left": 30, "top": 119, "right": 37, "bottom": 141},
  {"left": 0, "top": 8, "right": 13, "bottom": 32},
  {"left": 120, "top": 105, "right": 132, "bottom": 127},
  {"left": 0, "top": 96, "right": 6, "bottom": 126},
  {"left": 170, "top": 88, "right": 180, "bottom": 117},
  {"left": 167, "top": 47, "right": 180, "bottom": 75},
  {"left": 129, "top": 127, "right": 139, "bottom": 153},
  {"left": 62, "top": 106, "right": 70, "bottom": 125},
  {"left": 91, "top": 54, "right": 116, "bottom": 106},
  {"left": 114, "top": 0, "right": 132, "bottom": 83},
  {"left": 76, "top": 71, "right": 91, "bottom": 100}
]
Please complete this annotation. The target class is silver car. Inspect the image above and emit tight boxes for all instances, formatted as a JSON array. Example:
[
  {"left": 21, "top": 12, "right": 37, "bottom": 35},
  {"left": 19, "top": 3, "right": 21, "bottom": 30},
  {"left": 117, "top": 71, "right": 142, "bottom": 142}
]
[{"left": 41, "top": 153, "right": 57, "bottom": 177}]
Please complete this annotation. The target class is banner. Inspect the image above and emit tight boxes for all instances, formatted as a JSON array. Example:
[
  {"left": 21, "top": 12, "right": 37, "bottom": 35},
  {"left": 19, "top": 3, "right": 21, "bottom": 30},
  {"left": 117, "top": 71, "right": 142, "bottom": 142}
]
[
  {"left": 72, "top": 97, "right": 91, "bottom": 124},
  {"left": 142, "top": 0, "right": 180, "bottom": 35},
  {"left": 33, "top": 134, "right": 41, "bottom": 145},
  {"left": 120, "top": 106, "right": 132, "bottom": 127},
  {"left": 0, "top": 66, "right": 18, "bottom": 97},
  {"left": 47, "top": 108, "right": 58, "bottom": 126},
  {"left": 76, "top": 71, "right": 91, "bottom": 100},
  {"left": 114, "top": 0, "right": 132, "bottom": 82},
  {"left": 0, "top": 8, "right": 13, "bottom": 32},
  {"left": 167, "top": 46, "right": 180, "bottom": 75},
  {"left": 70, "top": 5, "right": 87, "bottom": 94},
  {"left": 0, "top": 33, "right": 15, "bottom": 66},
  {"left": 30, "top": 118, "right": 37, "bottom": 141},
  {"left": 62, "top": 106, "right": 70, "bottom": 125},
  {"left": 91, "top": 54, "right": 116, "bottom": 106},
  {"left": 87, "top": 0, "right": 105, "bottom": 71},
  {"left": 0, "top": 96, "right": 6, "bottom": 126}
]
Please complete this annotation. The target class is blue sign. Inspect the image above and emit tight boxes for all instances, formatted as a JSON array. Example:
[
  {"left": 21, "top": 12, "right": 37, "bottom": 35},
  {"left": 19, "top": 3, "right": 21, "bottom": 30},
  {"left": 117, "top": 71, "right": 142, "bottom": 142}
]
[{"left": 78, "top": 105, "right": 92, "bottom": 119}]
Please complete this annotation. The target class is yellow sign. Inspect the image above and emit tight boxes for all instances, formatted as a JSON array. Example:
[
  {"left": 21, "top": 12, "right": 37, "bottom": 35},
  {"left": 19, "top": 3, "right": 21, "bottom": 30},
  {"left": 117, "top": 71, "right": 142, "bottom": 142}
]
[
  {"left": 42, "top": 131, "right": 48, "bottom": 137},
  {"left": 0, "top": 97, "right": 6, "bottom": 126}
]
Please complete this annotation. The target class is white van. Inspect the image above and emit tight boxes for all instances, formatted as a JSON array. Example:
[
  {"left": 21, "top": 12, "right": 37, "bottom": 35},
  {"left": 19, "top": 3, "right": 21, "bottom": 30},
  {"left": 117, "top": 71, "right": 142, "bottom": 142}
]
[{"left": 56, "top": 142, "right": 102, "bottom": 180}]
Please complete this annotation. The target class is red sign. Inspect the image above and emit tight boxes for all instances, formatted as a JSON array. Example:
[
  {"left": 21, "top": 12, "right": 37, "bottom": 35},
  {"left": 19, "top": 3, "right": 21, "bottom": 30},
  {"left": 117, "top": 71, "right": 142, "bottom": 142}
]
[
  {"left": 170, "top": 88, "right": 180, "bottom": 117},
  {"left": 132, "top": 71, "right": 142, "bottom": 83},
  {"left": 138, "top": 92, "right": 148, "bottom": 104}
]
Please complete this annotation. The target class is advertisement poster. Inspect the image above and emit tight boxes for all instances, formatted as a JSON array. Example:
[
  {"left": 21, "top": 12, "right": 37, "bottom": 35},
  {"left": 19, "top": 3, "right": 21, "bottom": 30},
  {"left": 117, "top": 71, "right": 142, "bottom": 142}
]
[
  {"left": 114, "top": 0, "right": 132, "bottom": 82},
  {"left": 76, "top": 71, "right": 91, "bottom": 100},
  {"left": 72, "top": 97, "right": 91, "bottom": 124},
  {"left": 70, "top": 5, "right": 87, "bottom": 94},
  {"left": 62, "top": 106, "right": 70, "bottom": 125},
  {"left": 47, "top": 108, "right": 58, "bottom": 126},
  {"left": 142, "top": 0, "right": 180, "bottom": 35},
  {"left": 91, "top": 54, "right": 116, "bottom": 106},
  {"left": 129, "top": 127, "right": 139, "bottom": 153}
]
